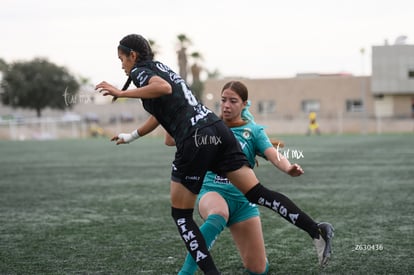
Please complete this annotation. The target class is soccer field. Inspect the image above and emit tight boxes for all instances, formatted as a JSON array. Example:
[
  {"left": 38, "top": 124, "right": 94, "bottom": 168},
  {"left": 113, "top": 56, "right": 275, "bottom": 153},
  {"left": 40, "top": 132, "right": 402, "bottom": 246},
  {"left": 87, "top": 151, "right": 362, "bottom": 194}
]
[{"left": 0, "top": 134, "right": 413, "bottom": 274}]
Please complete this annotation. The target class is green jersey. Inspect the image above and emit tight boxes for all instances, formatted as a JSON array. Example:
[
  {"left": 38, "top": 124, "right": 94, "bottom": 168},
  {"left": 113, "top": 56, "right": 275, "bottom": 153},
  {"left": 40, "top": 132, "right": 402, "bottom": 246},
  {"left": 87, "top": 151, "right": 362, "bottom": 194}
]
[{"left": 201, "top": 120, "right": 273, "bottom": 201}]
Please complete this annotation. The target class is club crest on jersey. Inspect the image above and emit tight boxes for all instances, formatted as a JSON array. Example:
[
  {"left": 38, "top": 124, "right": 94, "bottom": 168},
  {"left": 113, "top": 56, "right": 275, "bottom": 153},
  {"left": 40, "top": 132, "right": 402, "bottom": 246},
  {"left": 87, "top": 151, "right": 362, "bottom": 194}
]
[{"left": 242, "top": 128, "right": 252, "bottom": 139}]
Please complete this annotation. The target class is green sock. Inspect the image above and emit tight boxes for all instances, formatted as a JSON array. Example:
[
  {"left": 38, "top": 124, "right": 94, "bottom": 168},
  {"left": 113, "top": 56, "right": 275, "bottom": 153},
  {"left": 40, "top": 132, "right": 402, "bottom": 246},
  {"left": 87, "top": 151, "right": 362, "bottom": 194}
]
[
  {"left": 245, "top": 260, "right": 269, "bottom": 275},
  {"left": 178, "top": 214, "right": 227, "bottom": 275}
]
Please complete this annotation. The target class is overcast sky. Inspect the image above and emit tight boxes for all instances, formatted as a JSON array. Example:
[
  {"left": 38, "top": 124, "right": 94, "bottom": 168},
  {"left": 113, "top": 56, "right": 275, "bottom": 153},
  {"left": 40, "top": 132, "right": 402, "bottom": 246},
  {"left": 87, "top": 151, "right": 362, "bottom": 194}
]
[{"left": 1, "top": 0, "right": 413, "bottom": 87}]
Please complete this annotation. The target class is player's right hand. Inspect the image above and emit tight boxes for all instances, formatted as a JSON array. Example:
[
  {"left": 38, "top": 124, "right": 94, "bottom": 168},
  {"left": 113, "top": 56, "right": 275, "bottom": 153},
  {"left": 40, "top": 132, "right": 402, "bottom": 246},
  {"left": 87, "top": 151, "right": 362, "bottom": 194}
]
[
  {"left": 111, "top": 135, "right": 128, "bottom": 145},
  {"left": 111, "top": 129, "right": 140, "bottom": 145}
]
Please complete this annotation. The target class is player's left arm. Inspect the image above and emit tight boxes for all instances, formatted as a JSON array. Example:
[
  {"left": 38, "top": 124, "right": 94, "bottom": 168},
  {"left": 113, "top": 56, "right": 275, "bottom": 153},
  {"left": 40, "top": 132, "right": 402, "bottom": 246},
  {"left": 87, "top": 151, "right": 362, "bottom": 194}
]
[
  {"left": 111, "top": 115, "right": 160, "bottom": 145},
  {"left": 164, "top": 132, "right": 175, "bottom": 146},
  {"left": 121, "top": 76, "right": 171, "bottom": 98},
  {"left": 264, "top": 147, "right": 304, "bottom": 177}
]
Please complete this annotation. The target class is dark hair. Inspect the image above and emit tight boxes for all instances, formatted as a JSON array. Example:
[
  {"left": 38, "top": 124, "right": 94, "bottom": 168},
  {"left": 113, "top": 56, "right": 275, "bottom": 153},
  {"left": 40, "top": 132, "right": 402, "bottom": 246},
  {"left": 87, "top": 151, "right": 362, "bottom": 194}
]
[
  {"left": 113, "top": 34, "right": 154, "bottom": 102},
  {"left": 221, "top": 81, "right": 248, "bottom": 101},
  {"left": 118, "top": 34, "right": 154, "bottom": 62}
]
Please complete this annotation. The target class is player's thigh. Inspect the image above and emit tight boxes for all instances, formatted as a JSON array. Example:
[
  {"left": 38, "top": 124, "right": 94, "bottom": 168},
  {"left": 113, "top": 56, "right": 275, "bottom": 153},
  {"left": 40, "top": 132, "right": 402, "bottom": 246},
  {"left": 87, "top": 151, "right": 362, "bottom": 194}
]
[
  {"left": 170, "top": 181, "right": 198, "bottom": 209},
  {"left": 226, "top": 165, "right": 260, "bottom": 194},
  {"left": 198, "top": 191, "right": 229, "bottom": 221},
  {"left": 229, "top": 216, "right": 267, "bottom": 270}
]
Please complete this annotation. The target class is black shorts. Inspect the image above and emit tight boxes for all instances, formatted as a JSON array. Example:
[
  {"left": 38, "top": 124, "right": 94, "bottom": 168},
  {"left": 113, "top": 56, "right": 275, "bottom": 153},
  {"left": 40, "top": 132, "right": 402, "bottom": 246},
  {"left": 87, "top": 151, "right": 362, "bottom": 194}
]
[{"left": 171, "top": 120, "right": 249, "bottom": 194}]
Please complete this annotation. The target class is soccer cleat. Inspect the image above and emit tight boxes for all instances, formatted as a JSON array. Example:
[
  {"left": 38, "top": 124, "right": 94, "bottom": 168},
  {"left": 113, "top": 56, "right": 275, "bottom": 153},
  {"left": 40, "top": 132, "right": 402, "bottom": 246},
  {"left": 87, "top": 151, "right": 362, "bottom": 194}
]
[{"left": 313, "top": 222, "right": 334, "bottom": 267}]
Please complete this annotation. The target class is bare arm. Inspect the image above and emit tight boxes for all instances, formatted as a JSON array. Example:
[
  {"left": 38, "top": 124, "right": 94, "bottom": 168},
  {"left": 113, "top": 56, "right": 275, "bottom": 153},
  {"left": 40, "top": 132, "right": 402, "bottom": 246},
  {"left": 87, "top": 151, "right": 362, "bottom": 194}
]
[
  {"left": 264, "top": 147, "right": 304, "bottom": 177},
  {"left": 96, "top": 76, "right": 172, "bottom": 99},
  {"left": 137, "top": 115, "right": 160, "bottom": 136},
  {"left": 111, "top": 115, "right": 160, "bottom": 145},
  {"left": 164, "top": 132, "right": 176, "bottom": 146}
]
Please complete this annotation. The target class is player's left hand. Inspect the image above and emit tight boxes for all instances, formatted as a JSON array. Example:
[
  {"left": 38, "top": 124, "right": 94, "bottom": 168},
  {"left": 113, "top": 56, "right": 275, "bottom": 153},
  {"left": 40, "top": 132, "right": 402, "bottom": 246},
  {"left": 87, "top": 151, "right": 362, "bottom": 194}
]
[
  {"left": 95, "top": 81, "right": 121, "bottom": 98},
  {"left": 287, "top": 163, "right": 304, "bottom": 177},
  {"left": 270, "top": 139, "right": 285, "bottom": 148}
]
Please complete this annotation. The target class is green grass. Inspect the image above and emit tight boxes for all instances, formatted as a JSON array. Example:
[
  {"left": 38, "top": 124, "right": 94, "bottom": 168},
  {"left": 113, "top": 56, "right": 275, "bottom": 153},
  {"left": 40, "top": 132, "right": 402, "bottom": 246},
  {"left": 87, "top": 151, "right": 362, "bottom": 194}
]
[{"left": 0, "top": 134, "right": 413, "bottom": 274}]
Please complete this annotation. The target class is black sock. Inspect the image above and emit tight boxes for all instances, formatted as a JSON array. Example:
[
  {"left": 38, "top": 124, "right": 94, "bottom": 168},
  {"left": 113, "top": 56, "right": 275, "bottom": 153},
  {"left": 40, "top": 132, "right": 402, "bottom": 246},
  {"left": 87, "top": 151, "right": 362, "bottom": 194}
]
[
  {"left": 171, "top": 207, "right": 220, "bottom": 274},
  {"left": 245, "top": 183, "right": 320, "bottom": 239}
]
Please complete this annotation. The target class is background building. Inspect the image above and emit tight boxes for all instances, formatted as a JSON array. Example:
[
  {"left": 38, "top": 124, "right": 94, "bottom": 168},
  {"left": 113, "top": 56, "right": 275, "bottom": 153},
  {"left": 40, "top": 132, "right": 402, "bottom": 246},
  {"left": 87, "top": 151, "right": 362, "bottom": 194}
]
[
  {"left": 371, "top": 43, "right": 414, "bottom": 118},
  {"left": 202, "top": 42, "right": 414, "bottom": 135},
  {"left": 1, "top": 43, "right": 413, "bottom": 139}
]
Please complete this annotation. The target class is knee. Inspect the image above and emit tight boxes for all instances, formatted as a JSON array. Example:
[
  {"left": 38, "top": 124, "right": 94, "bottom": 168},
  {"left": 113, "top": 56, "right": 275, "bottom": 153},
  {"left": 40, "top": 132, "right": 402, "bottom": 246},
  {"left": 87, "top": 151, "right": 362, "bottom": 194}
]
[
  {"left": 245, "top": 259, "right": 269, "bottom": 275},
  {"left": 198, "top": 192, "right": 229, "bottom": 221},
  {"left": 171, "top": 207, "right": 194, "bottom": 221},
  {"left": 207, "top": 208, "right": 228, "bottom": 221}
]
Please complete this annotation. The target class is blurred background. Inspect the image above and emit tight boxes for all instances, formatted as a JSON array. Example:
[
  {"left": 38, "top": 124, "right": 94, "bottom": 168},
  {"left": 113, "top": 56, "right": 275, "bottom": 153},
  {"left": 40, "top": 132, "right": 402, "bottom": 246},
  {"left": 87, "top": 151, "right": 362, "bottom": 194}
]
[{"left": 1, "top": 0, "right": 413, "bottom": 140}]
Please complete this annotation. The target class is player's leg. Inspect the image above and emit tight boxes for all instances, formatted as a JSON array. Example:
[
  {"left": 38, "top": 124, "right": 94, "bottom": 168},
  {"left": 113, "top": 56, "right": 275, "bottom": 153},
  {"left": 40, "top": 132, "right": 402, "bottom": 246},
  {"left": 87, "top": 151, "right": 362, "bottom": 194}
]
[
  {"left": 227, "top": 166, "right": 319, "bottom": 236},
  {"left": 171, "top": 127, "right": 225, "bottom": 274},
  {"left": 227, "top": 166, "right": 334, "bottom": 266},
  {"left": 197, "top": 191, "right": 229, "bottom": 251},
  {"left": 213, "top": 119, "right": 321, "bottom": 239},
  {"left": 179, "top": 192, "right": 228, "bottom": 275},
  {"left": 171, "top": 181, "right": 220, "bottom": 274},
  {"left": 227, "top": 200, "right": 268, "bottom": 274},
  {"left": 230, "top": 216, "right": 268, "bottom": 274}
]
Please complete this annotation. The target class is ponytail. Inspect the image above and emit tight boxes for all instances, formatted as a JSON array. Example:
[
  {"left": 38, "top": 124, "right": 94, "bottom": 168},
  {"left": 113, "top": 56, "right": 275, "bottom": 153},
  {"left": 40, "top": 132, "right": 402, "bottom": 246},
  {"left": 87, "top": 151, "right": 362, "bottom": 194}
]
[
  {"left": 112, "top": 76, "right": 132, "bottom": 102},
  {"left": 241, "top": 100, "right": 255, "bottom": 122}
]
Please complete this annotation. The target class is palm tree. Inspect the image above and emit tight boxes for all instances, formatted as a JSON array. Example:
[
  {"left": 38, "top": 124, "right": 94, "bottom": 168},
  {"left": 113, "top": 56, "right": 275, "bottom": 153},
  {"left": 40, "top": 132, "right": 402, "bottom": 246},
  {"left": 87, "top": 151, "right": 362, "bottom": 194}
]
[
  {"left": 177, "top": 34, "right": 192, "bottom": 81},
  {"left": 207, "top": 69, "right": 221, "bottom": 79},
  {"left": 177, "top": 34, "right": 191, "bottom": 46},
  {"left": 190, "top": 51, "right": 204, "bottom": 101},
  {"left": 0, "top": 58, "right": 7, "bottom": 72},
  {"left": 190, "top": 52, "right": 203, "bottom": 83}
]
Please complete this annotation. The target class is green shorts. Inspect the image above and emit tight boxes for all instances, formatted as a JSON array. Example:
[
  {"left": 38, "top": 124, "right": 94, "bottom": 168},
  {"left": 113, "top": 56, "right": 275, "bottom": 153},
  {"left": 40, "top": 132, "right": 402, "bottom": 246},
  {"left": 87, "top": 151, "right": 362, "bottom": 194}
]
[{"left": 198, "top": 189, "right": 260, "bottom": 227}]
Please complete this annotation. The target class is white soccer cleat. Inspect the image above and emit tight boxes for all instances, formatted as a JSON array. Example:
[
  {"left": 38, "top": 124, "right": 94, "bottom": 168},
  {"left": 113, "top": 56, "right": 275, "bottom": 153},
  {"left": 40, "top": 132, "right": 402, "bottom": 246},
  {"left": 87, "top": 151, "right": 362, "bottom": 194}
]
[{"left": 313, "top": 222, "right": 334, "bottom": 267}]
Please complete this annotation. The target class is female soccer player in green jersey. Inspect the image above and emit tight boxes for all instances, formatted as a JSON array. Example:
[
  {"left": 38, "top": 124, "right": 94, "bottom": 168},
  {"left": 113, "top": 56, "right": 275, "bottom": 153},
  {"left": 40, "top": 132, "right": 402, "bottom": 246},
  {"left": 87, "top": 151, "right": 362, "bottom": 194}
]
[{"left": 177, "top": 80, "right": 306, "bottom": 274}]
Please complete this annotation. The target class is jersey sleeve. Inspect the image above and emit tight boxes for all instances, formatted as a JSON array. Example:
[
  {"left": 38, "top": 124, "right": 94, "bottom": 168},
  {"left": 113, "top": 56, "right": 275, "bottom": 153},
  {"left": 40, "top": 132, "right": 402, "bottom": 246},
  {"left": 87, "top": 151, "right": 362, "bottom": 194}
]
[
  {"left": 253, "top": 124, "right": 273, "bottom": 158},
  {"left": 130, "top": 66, "right": 156, "bottom": 87}
]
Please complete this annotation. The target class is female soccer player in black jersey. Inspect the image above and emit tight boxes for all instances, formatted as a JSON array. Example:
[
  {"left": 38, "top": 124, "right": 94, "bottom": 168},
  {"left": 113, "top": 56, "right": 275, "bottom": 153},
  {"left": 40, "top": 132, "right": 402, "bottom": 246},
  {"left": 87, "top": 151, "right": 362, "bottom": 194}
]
[{"left": 96, "top": 34, "right": 333, "bottom": 274}]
